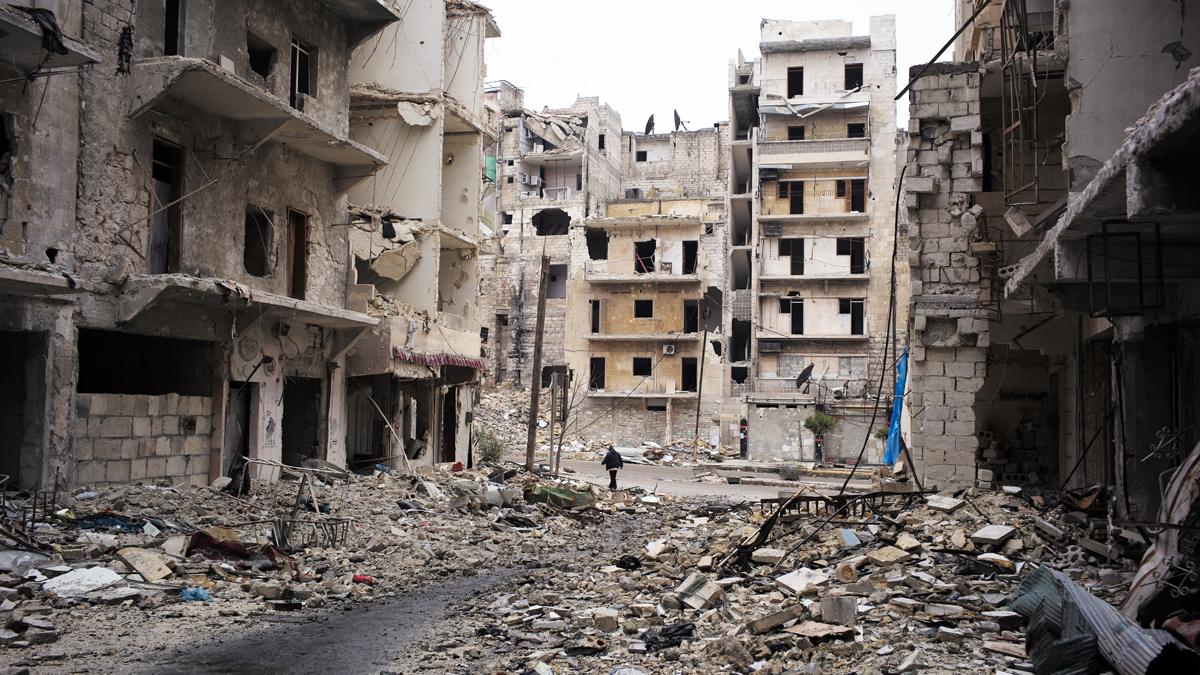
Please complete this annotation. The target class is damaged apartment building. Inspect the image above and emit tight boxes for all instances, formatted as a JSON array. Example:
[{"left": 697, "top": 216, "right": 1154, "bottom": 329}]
[
  {"left": 902, "top": 0, "right": 1200, "bottom": 525},
  {"left": 728, "top": 16, "right": 903, "bottom": 462},
  {"left": 0, "top": 0, "right": 496, "bottom": 492}
]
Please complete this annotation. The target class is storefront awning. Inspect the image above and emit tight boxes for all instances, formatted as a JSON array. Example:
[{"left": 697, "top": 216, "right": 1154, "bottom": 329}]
[{"left": 392, "top": 347, "right": 484, "bottom": 371}]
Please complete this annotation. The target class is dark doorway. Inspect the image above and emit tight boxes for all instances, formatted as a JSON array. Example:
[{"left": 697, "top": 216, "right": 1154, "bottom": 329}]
[
  {"left": 288, "top": 210, "right": 308, "bottom": 299},
  {"left": 439, "top": 388, "right": 458, "bottom": 463},
  {"left": 780, "top": 238, "right": 804, "bottom": 275},
  {"left": 732, "top": 320, "right": 751, "bottom": 361},
  {"left": 585, "top": 228, "right": 609, "bottom": 259},
  {"left": 590, "top": 300, "right": 603, "bottom": 334},
  {"left": 682, "top": 240, "right": 698, "bottom": 275},
  {"left": 532, "top": 208, "right": 570, "bottom": 235},
  {"left": 850, "top": 179, "right": 866, "bottom": 212},
  {"left": 149, "top": 139, "right": 183, "bottom": 274},
  {"left": 282, "top": 377, "right": 322, "bottom": 466},
  {"left": 589, "top": 357, "right": 605, "bottom": 389},
  {"left": 681, "top": 357, "right": 698, "bottom": 392},
  {"left": 225, "top": 381, "right": 254, "bottom": 470},
  {"left": 844, "top": 63, "right": 863, "bottom": 90},
  {"left": 840, "top": 298, "right": 864, "bottom": 335},
  {"left": 787, "top": 67, "right": 803, "bottom": 97},
  {"left": 790, "top": 299, "right": 804, "bottom": 335},
  {"left": 683, "top": 300, "right": 699, "bottom": 333},
  {"left": 347, "top": 374, "right": 393, "bottom": 468},
  {"left": 0, "top": 332, "right": 29, "bottom": 489}
]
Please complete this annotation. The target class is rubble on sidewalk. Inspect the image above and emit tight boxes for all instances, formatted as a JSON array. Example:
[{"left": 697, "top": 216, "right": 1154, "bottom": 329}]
[{"left": 0, "top": 458, "right": 669, "bottom": 655}]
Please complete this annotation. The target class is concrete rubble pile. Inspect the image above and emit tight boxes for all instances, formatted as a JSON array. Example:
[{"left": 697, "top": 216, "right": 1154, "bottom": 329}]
[
  {"left": 428, "top": 487, "right": 1199, "bottom": 674},
  {"left": 474, "top": 387, "right": 740, "bottom": 466},
  {"left": 0, "top": 463, "right": 655, "bottom": 654}
]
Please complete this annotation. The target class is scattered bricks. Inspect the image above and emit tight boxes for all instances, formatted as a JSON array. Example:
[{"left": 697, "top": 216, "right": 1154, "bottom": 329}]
[
  {"left": 970, "top": 525, "right": 1016, "bottom": 546},
  {"left": 924, "top": 603, "right": 965, "bottom": 619},
  {"left": 1079, "top": 538, "right": 1119, "bottom": 560},
  {"left": 99, "top": 416, "right": 132, "bottom": 438},
  {"left": 591, "top": 607, "right": 620, "bottom": 632},
  {"left": 820, "top": 596, "right": 857, "bottom": 627},
  {"left": 1035, "top": 518, "right": 1064, "bottom": 541},
  {"left": 977, "top": 468, "right": 995, "bottom": 483},
  {"left": 937, "top": 626, "right": 966, "bottom": 643},
  {"left": 983, "top": 610, "right": 1023, "bottom": 629},
  {"left": 747, "top": 605, "right": 805, "bottom": 635},
  {"left": 751, "top": 548, "right": 786, "bottom": 565},
  {"left": 675, "top": 573, "right": 725, "bottom": 610},
  {"left": 867, "top": 546, "right": 911, "bottom": 567}
]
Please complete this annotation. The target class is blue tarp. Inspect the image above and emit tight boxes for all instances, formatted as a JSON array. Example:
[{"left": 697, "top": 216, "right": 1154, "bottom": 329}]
[{"left": 882, "top": 349, "right": 909, "bottom": 466}]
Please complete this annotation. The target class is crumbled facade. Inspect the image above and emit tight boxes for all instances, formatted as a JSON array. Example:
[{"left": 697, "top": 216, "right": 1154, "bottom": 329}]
[
  {"left": 903, "top": 0, "right": 1200, "bottom": 520},
  {"left": 0, "top": 0, "right": 495, "bottom": 490},
  {"left": 730, "top": 16, "right": 904, "bottom": 462}
]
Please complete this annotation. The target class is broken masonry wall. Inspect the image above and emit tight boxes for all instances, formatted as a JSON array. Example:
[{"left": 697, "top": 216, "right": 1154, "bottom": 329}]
[
  {"left": 77, "top": 0, "right": 354, "bottom": 310},
  {"left": 746, "top": 402, "right": 881, "bottom": 464},
  {"left": 74, "top": 393, "right": 213, "bottom": 486},
  {"left": 1061, "top": 0, "right": 1200, "bottom": 190},
  {"left": 442, "top": 132, "right": 482, "bottom": 238},
  {"left": 0, "top": 299, "right": 77, "bottom": 490},
  {"left": 0, "top": 2, "right": 83, "bottom": 266},
  {"left": 133, "top": 0, "right": 353, "bottom": 134},
  {"left": 620, "top": 128, "right": 728, "bottom": 200},
  {"left": 904, "top": 63, "right": 987, "bottom": 488}
]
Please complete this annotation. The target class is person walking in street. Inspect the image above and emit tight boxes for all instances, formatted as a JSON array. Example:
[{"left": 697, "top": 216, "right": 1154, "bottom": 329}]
[{"left": 601, "top": 445, "right": 623, "bottom": 490}]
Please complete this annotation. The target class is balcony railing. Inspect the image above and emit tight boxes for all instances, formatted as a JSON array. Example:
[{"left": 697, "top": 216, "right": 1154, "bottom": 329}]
[{"left": 757, "top": 138, "right": 869, "bottom": 166}]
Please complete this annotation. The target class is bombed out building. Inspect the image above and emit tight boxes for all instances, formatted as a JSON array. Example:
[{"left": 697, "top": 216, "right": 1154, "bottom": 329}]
[
  {"left": 902, "top": 0, "right": 1200, "bottom": 527},
  {"left": 0, "top": 0, "right": 495, "bottom": 491}
]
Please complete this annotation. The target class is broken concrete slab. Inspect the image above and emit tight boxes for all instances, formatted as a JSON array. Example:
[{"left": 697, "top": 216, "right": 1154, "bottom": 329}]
[
  {"left": 783, "top": 621, "right": 854, "bottom": 640},
  {"left": 674, "top": 573, "right": 724, "bottom": 610},
  {"left": 925, "top": 495, "right": 965, "bottom": 513},
  {"left": 750, "top": 548, "right": 786, "bottom": 565},
  {"left": 118, "top": 547, "right": 173, "bottom": 582},
  {"left": 866, "top": 546, "right": 911, "bottom": 566},
  {"left": 41, "top": 567, "right": 122, "bottom": 598},
  {"left": 775, "top": 567, "right": 830, "bottom": 596},
  {"left": 746, "top": 605, "right": 805, "bottom": 635},
  {"left": 970, "top": 524, "right": 1016, "bottom": 546},
  {"left": 819, "top": 596, "right": 857, "bottom": 627}
]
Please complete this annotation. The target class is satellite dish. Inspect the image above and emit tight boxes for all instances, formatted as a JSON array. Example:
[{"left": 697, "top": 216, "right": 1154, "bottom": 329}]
[{"left": 795, "top": 363, "right": 815, "bottom": 389}]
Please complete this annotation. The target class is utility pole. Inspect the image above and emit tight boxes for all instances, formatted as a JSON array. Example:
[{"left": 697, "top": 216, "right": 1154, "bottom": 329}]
[
  {"left": 692, "top": 306, "right": 709, "bottom": 462},
  {"left": 524, "top": 255, "right": 550, "bottom": 472},
  {"left": 548, "top": 370, "right": 559, "bottom": 474}
]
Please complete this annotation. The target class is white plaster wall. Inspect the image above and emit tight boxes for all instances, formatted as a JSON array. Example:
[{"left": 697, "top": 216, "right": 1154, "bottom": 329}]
[
  {"left": 349, "top": 115, "right": 444, "bottom": 219},
  {"left": 349, "top": 0, "right": 445, "bottom": 94},
  {"left": 761, "top": 19, "right": 852, "bottom": 42}
]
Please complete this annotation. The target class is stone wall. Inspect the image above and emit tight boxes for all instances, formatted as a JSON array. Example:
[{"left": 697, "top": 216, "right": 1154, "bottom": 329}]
[
  {"left": 74, "top": 393, "right": 212, "bottom": 486},
  {"left": 904, "top": 63, "right": 988, "bottom": 488}
]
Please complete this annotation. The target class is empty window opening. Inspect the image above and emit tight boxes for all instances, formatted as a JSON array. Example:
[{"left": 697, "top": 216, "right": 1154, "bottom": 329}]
[
  {"left": 634, "top": 240, "right": 656, "bottom": 273},
  {"left": 738, "top": 74, "right": 750, "bottom": 85},
  {"left": 164, "top": 0, "right": 183, "bottom": 56},
  {"left": 682, "top": 240, "right": 698, "bottom": 275},
  {"left": 632, "top": 357, "right": 652, "bottom": 376},
  {"left": 590, "top": 299, "right": 604, "bottom": 334},
  {"left": 0, "top": 333, "right": 32, "bottom": 489},
  {"left": 575, "top": 173, "right": 582, "bottom": 191},
  {"left": 501, "top": 212, "right": 513, "bottom": 225},
  {"left": 78, "top": 329, "right": 212, "bottom": 395},
  {"left": 0, "top": 119, "right": 12, "bottom": 227},
  {"left": 835, "top": 180, "right": 846, "bottom": 197},
  {"left": 732, "top": 320, "right": 751, "bottom": 361},
  {"left": 839, "top": 298, "right": 865, "bottom": 334},
  {"left": 732, "top": 250, "right": 751, "bottom": 290},
  {"left": 586, "top": 228, "right": 609, "bottom": 259},
  {"left": 779, "top": 237, "right": 804, "bottom": 275},
  {"left": 247, "top": 32, "right": 276, "bottom": 80},
  {"left": 645, "top": 400, "right": 667, "bottom": 412},
  {"left": 731, "top": 366, "right": 748, "bottom": 384},
  {"left": 710, "top": 340, "right": 722, "bottom": 357},
  {"left": 635, "top": 150, "right": 648, "bottom": 162},
  {"left": 784, "top": 297, "right": 804, "bottom": 334},
  {"left": 283, "top": 376, "right": 324, "bottom": 466},
  {"left": 243, "top": 207, "right": 272, "bottom": 277},
  {"left": 779, "top": 181, "right": 803, "bottom": 214},
  {"left": 149, "top": 139, "right": 183, "bottom": 274},
  {"left": 850, "top": 179, "right": 866, "bottom": 212},
  {"left": 290, "top": 39, "right": 316, "bottom": 109},
  {"left": 703, "top": 287, "right": 722, "bottom": 332},
  {"left": 787, "top": 126, "right": 806, "bottom": 141},
  {"left": 787, "top": 67, "right": 804, "bottom": 98},
  {"left": 847, "top": 123, "right": 866, "bottom": 138},
  {"left": 634, "top": 299, "right": 653, "bottom": 318},
  {"left": 837, "top": 237, "right": 866, "bottom": 273},
  {"left": 681, "top": 357, "right": 698, "bottom": 392},
  {"left": 540, "top": 365, "right": 567, "bottom": 389},
  {"left": 598, "top": 134, "right": 606, "bottom": 150},
  {"left": 532, "top": 208, "right": 569, "bottom": 236},
  {"left": 506, "top": 176, "right": 513, "bottom": 184},
  {"left": 588, "top": 357, "right": 605, "bottom": 389},
  {"left": 546, "top": 264, "right": 567, "bottom": 299},
  {"left": 844, "top": 63, "right": 864, "bottom": 90},
  {"left": 624, "top": 187, "right": 644, "bottom": 199},
  {"left": 287, "top": 209, "right": 308, "bottom": 300},
  {"left": 683, "top": 300, "right": 699, "bottom": 333}
]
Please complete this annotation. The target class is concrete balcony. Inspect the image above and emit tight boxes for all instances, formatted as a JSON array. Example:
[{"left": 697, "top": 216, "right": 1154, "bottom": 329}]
[
  {"left": 757, "top": 138, "right": 870, "bottom": 168},
  {"left": 584, "top": 272, "right": 702, "bottom": 285},
  {"left": 587, "top": 389, "right": 697, "bottom": 399},
  {"left": 583, "top": 333, "right": 701, "bottom": 342},
  {"left": 0, "top": 6, "right": 99, "bottom": 70},
  {"left": 756, "top": 332, "right": 869, "bottom": 342}
]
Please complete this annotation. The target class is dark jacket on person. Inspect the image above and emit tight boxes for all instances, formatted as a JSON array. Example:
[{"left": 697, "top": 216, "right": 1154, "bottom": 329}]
[{"left": 601, "top": 447, "right": 624, "bottom": 470}]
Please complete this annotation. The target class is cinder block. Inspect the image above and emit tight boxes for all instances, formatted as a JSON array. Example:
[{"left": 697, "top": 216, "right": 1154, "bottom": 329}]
[
  {"left": 100, "top": 416, "right": 132, "bottom": 438},
  {"left": 76, "top": 438, "right": 94, "bottom": 461},
  {"left": 166, "top": 456, "right": 187, "bottom": 475},
  {"left": 88, "top": 417, "right": 103, "bottom": 437},
  {"left": 132, "top": 417, "right": 152, "bottom": 437},
  {"left": 77, "top": 461, "right": 106, "bottom": 484},
  {"left": 183, "top": 436, "right": 207, "bottom": 456},
  {"left": 945, "top": 421, "right": 975, "bottom": 436},
  {"left": 94, "top": 438, "right": 121, "bottom": 460},
  {"left": 944, "top": 362, "right": 976, "bottom": 377},
  {"left": 120, "top": 438, "right": 138, "bottom": 459},
  {"left": 75, "top": 394, "right": 92, "bottom": 418},
  {"left": 156, "top": 437, "right": 173, "bottom": 456},
  {"left": 129, "top": 459, "right": 148, "bottom": 481},
  {"left": 133, "top": 396, "right": 149, "bottom": 416},
  {"left": 105, "top": 460, "right": 130, "bottom": 483},
  {"left": 146, "top": 457, "right": 167, "bottom": 477},
  {"left": 161, "top": 416, "right": 179, "bottom": 435}
]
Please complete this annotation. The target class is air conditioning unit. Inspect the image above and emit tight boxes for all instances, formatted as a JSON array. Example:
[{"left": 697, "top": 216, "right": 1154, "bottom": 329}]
[
  {"left": 663, "top": 345, "right": 676, "bottom": 355},
  {"left": 533, "top": 143, "right": 545, "bottom": 153},
  {"left": 832, "top": 387, "right": 846, "bottom": 400},
  {"left": 527, "top": 175, "right": 542, "bottom": 186}
]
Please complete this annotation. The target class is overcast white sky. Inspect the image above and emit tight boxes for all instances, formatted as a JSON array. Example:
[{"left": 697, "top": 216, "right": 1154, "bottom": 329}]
[{"left": 481, "top": 1, "right": 955, "bottom": 131}]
